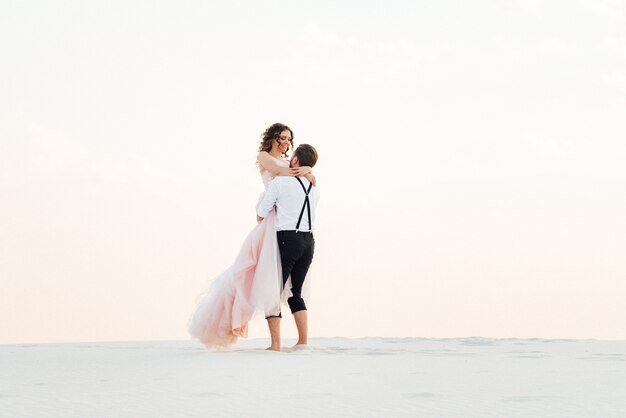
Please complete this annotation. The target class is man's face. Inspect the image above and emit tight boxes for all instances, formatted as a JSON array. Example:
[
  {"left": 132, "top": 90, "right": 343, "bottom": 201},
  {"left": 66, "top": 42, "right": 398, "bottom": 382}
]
[{"left": 289, "top": 154, "right": 299, "bottom": 168}]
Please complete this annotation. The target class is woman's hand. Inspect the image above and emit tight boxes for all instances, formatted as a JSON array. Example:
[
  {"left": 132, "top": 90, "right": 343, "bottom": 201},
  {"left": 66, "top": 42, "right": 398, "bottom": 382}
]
[{"left": 291, "top": 166, "right": 312, "bottom": 176}]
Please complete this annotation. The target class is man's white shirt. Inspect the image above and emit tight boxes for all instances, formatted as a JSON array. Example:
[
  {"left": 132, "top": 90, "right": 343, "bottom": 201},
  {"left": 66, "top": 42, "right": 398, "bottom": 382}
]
[{"left": 257, "top": 176, "right": 319, "bottom": 231}]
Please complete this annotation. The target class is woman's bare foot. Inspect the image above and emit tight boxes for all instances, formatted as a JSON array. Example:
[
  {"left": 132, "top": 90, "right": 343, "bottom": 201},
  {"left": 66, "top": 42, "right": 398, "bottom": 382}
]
[{"left": 266, "top": 346, "right": 281, "bottom": 352}]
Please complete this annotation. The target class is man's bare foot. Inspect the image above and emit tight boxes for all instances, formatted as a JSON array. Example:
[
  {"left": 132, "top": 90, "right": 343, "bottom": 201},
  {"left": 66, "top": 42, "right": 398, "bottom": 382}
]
[
  {"left": 291, "top": 343, "right": 312, "bottom": 351},
  {"left": 266, "top": 346, "right": 281, "bottom": 352}
]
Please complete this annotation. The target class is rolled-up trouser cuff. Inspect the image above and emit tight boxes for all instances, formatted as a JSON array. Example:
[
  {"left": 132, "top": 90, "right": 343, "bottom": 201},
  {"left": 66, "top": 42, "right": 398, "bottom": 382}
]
[{"left": 288, "top": 297, "right": 307, "bottom": 314}]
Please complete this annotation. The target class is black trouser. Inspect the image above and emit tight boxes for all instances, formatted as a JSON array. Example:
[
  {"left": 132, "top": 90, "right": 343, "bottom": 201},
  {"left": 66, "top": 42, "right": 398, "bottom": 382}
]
[{"left": 271, "top": 230, "right": 315, "bottom": 317}]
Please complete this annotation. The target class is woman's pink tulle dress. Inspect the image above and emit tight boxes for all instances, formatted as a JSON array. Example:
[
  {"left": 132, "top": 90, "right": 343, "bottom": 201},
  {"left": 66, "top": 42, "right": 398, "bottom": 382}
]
[{"left": 188, "top": 161, "right": 310, "bottom": 349}]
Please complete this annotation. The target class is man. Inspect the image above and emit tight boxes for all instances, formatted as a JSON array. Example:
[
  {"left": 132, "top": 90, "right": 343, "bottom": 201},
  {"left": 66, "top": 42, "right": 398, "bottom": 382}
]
[{"left": 256, "top": 144, "right": 320, "bottom": 352}]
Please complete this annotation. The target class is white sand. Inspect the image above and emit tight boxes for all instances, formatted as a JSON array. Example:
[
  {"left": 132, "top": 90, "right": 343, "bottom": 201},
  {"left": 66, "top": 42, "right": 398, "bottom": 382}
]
[{"left": 1, "top": 337, "right": 625, "bottom": 417}]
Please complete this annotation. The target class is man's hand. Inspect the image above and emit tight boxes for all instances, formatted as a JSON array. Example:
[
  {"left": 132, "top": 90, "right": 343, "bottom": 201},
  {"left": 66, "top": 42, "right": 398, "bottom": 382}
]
[{"left": 257, "top": 215, "right": 264, "bottom": 223}]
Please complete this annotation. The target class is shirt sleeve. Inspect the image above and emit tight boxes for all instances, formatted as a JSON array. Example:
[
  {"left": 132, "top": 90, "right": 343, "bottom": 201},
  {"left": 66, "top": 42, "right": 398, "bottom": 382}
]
[{"left": 257, "top": 177, "right": 281, "bottom": 217}]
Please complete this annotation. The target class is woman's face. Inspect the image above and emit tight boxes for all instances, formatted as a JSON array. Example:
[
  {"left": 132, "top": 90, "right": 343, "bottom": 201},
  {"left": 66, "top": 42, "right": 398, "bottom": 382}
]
[{"left": 275, "top": 129, "right": 292, "bottom": 154}]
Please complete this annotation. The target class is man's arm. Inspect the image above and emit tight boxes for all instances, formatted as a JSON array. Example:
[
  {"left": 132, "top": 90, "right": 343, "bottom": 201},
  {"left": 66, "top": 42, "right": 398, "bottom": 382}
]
[{"left": 257, "top": 177, "right": 282, "bottom": 222}]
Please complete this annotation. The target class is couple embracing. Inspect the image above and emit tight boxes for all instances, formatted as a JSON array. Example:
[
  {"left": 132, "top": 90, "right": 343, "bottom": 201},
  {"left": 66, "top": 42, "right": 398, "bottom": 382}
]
[{"left": 188, "top": 123, "right": 320, "bottom": 352}]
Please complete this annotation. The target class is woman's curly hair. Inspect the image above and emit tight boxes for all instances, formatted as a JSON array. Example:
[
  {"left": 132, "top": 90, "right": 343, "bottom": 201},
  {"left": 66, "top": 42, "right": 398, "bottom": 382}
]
[{"left": 258, "top": 123, "right": 294, "bottom": 158}]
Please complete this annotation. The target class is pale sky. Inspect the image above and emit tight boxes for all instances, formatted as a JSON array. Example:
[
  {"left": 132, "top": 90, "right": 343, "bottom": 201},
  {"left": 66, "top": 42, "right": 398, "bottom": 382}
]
[{"left": 1, "top": 0, "right": 625, "bottom": 344}]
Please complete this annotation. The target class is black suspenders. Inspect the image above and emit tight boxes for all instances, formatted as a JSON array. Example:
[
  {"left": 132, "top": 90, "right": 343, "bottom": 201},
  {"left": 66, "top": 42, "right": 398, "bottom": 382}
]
[{"left": 295, "top": 177, "right": 313, "bottom": 231}]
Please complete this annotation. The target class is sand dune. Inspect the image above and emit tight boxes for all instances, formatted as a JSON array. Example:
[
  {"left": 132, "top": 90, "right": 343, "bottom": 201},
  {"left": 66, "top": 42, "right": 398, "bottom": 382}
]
[{"left": 1, "top": 337, "right": 625, "bottom": 417}]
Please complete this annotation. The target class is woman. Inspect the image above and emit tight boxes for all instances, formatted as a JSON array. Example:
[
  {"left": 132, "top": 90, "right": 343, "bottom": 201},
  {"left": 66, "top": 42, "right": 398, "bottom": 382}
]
[{"left": 188, "top": 123, "right": 315, "bottom": 349}]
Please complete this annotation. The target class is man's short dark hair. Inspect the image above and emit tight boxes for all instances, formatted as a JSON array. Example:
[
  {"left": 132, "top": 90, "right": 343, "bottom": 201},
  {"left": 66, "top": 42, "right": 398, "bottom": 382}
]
[{"left": 294, "top": 144, "right": 318, "bottom": 168}]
